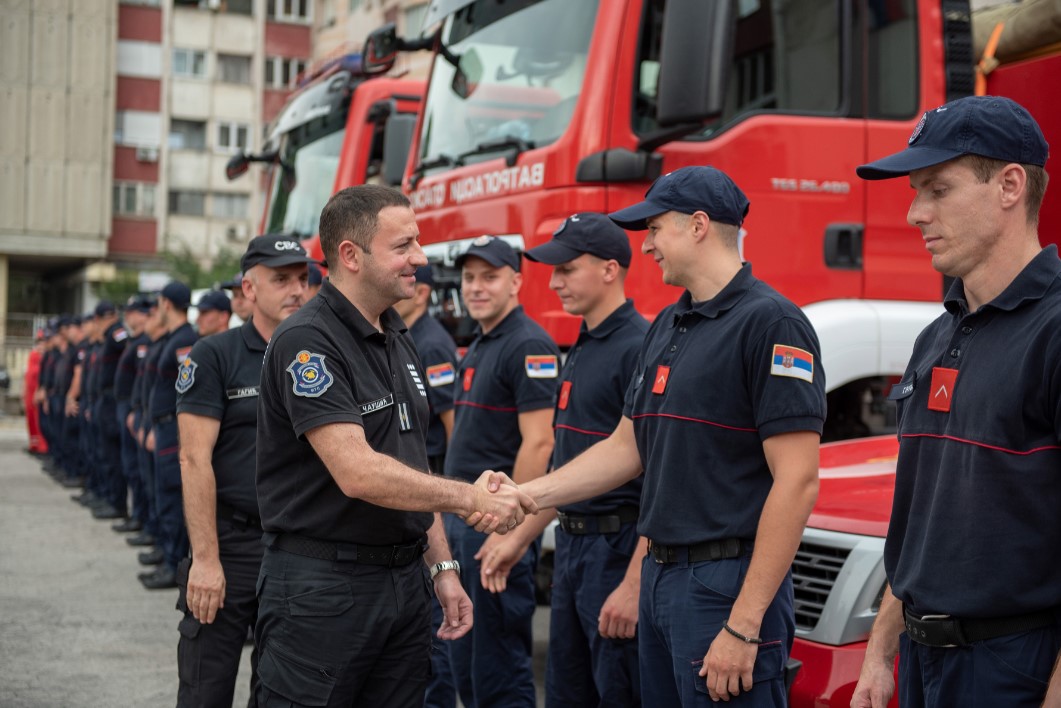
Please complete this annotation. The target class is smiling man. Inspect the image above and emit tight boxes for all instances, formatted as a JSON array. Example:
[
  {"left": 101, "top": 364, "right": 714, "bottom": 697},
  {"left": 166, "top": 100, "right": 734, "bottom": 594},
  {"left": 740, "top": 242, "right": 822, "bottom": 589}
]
[
  {"left": 851, "top": 96, "right": 1059, "bottom": 708},
  {"left": 253, "top": 186, "right": 536, "bottom": 707}
]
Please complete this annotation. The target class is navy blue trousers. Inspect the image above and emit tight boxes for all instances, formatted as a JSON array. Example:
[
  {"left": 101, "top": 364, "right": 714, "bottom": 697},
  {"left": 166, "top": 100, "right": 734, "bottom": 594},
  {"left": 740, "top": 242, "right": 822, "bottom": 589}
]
[{"left": 153, "top": 419, "right": 188, "bottom": 573}]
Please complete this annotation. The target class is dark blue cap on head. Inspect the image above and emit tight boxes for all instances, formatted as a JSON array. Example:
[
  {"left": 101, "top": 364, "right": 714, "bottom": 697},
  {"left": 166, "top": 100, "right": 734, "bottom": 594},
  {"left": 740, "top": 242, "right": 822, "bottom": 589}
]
[
  {"left": 196, "top": 290, "right": 232, "bottom": 313},
  {"left": 220, "top": 272, "right": 243, "bottom": 290},
  {"left": 609, "top": 166, "right": 751, "bottom": 230},
  {"left": 241, "top": 234, "right": 315, "bottom": 273},
  {"left": 414, "top": 265, "right": 435, "bottom": 287},
  {"left": 857, "top": 96, "right": 1049, "bottom": 180},
  {"left": 307, "top": 263, "right": 323, "bottom": 286},
  {"left": 126, "top": 294, "right": 155, "bottom": 313},
  {"left": 455, "top": 236, "right": 521, "bottom": 272},
  {"left": 160, "top": 281, "right": 191, "bottom": 310},
  {"left": 57, "top": 314, "right": 73, "bottom": 328},
  {"left": 94, "top": 300, "right": 117, "bottom": 318},
  {"left": 524, "top": 213, "right": 632, "bottom": 267}
]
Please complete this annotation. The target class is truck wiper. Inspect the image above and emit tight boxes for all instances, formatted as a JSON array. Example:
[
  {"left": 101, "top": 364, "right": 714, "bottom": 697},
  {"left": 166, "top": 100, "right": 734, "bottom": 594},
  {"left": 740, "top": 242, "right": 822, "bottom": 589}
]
[
  {"left": 410, "top": 153, "right": 461, "bottom": 188},
  {"left": 459, "top": 136, "right": 536, "bottom": 168}
]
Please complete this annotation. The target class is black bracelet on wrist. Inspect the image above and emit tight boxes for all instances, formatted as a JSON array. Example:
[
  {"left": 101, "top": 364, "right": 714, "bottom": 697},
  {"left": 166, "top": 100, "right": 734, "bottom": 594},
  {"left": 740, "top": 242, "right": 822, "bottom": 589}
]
[{"left": 722, "top": 621, "right": 763, "bottom": 644}]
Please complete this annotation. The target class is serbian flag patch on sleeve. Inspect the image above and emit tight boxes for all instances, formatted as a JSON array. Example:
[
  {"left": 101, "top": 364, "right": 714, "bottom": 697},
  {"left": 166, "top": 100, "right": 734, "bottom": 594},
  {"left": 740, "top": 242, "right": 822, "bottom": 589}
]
[
  {"left": 770, "top": 344, "right": 814, "bottom": 383},
  {"left": 525, "top": 355, "right": 559, "bottom": 379},
  {"left": 426, "top": 362, "right": 456, "bottom": 387}
]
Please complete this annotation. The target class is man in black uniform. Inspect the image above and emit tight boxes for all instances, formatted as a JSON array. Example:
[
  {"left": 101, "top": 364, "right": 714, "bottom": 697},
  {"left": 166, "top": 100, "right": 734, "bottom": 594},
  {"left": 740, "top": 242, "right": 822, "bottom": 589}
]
[
  {"left": 851, "top": 97, "right": 1061, "bottom": 707},
  {"left": 175, "top": 236, "right": 313, "bottom": 706},
  {"left": 194, "top": 290, "right": 232, "bottom": 337},
  {"left": 444, "top": 236, "right": 559, "bottom": 708},
  {"left": 254, "top": 185, "right": 536, "bottom": 707},
  {"left": 90, "top": 301, "right": 130, "bottom": 521},
  {"left": 481, "top": 213, "right": 650, "bottom": 707},
  {"left": 129, "top": 300, "right": 168, "bottom": 555},
  {"left": 113, "top": 295, "right": 154, "bottom": 534},
  {"left": 142, "top": 281, "right": 198, "bottom": 590},
  {"left": 307, "top": 262, "right": 324, "bottom": 299},
  {"left": 393, "top": 264, "right": 460, "bottom": 708},
  {"left": 507, "top": 167, "right": 826, "bottom": 707},
  {"left": 221, "top": 273, "right": 253, "bottom": 322}
]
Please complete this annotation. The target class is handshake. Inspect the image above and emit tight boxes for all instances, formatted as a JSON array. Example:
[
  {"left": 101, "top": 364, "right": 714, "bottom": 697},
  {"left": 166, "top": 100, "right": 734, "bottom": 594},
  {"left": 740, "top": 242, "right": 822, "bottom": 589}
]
[{"left": 462, "top": 471, "right": 538, "bottom": 535}]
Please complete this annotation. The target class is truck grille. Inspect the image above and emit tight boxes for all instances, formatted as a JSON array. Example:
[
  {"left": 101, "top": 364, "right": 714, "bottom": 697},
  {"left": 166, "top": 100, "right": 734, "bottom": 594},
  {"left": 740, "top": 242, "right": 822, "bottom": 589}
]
[{"left": 791, "top": 542, "right": 851, "bottom": 630}]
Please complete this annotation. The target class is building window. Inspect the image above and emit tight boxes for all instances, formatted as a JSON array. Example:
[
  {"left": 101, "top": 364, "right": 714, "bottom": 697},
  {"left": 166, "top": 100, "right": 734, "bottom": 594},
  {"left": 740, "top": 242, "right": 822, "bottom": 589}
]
[
  {"left": 168, "top": 190, "right": 206, "bottom": 216},
  {"left": 115, "top": 111, "right": 163, "bottom": 148},
  {"left": 212, "top": 193, "right": 250, "bottom": 219},
  {"left": 217, "top": 121, "right": 249, "bottom": 152},
  {"left": 217, "top": 54, "right": 252, "bottom": 84},
  {"left": 113, "top": 182, "right": 157, "bottom": 218},
  {"left": 265, "top": 56, "right": 307, "bottom": 89},
  {"left": 169, "top": 119, "right": 207, "bottom": 150},
  {"left": 173, "top": 48, "right": 207, "bottom": 78},
  {"left": 223, "top": 0, "right": 253, "bottom": 14},
  {"left": 268, "top": 0, "right": 311, "bottom": 22}
]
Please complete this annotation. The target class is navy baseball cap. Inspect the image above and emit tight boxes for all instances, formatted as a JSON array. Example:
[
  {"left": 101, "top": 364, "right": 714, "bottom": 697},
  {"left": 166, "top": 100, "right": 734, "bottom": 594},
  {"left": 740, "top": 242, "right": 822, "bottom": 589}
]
[
  {"left": 94, "top": 300, "right": 117, "bottom": 317},
  {"left": 455, "top": 236, "right": 521, "bottom": 272},
  {"left": 241, "top": 234, "right": 316, "bottom": 272},
  {"left": 57, "top": 314, "right": 73, "bottom": 328},
  {"left": 307, "top": 263, "right": 323, "bottom": 286},
  {"left": 414, "top": 265, "right": 435, "bottom": 287},
  {"left": 220, "top": 272, "right": 243, "bottom": 290},
  {"left": 524, "top": 213, "right": 632, "bottom": 268},
  {"left": 857, "top": 96, "right": 1049, "bottom": 180},
  {"left": 609, "top": 166, "right": 750, "bottom": 230},
  {"left": 160, "top": 281, "right": 191, "bottom": 310},
  {"left": 196, "top": 290, "right": 232, "bottom": 313},
  {"left": 126, "top": 294, "right": 155, "bottom": 313}
]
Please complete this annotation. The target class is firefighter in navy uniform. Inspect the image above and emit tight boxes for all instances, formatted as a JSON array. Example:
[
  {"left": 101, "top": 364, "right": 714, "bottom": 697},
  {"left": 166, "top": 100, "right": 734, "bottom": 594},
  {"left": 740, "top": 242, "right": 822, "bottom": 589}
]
[
  {"left": 130, "top": 300, "right": 168, "bottom": 560},
  {"left": 175, "top": 235, "right": 313, "bottom": 707},
  {"left": 393, "top": 264, "right": 460, "bottom": 708},
  {"left": 141, "top": 281, "right": 198, "bottom": 590},
  {"left": 481, "top": 213, "right": 651, "bottom": 707},
  {"left": 511, "top": 167, "right": 827, "bottom": 707},
  {"left": 112, "top": 295, "right": 155, "bottom": 535},
  {"left": 254, "top": 186, "right": 534, "bottom": 708},
  {"left": 444, "top": 236, "right": 559, "bottom": 708},
  {"left": 91, "top": 301, "right": 131, "bottom": 521},
  {"left": 851, "top": 97, "right": 1061, "bottom": 708}
]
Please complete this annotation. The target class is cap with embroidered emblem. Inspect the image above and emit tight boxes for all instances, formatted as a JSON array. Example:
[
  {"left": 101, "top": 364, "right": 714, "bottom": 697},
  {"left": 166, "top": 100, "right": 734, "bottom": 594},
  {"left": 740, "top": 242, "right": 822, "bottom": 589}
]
[
  {"left": 455, "top": 236, "right": 521, "bottom": 271},
  {"left": 524, "top": 213, "right": 632, "bottom": 267},
  {"left": 240, "top": 234, "right": 316, "bottom": 273},
  {"left": 857, "top": 95, "right": 1049, "bottom": 180},
  {"left": 609, "top": 166, "right": 750, "bottom": 230}
]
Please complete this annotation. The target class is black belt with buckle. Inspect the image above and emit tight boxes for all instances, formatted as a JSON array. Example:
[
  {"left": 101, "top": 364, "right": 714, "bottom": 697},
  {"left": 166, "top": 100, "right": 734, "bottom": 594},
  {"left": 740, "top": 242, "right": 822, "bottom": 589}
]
[
  {"left": 649, "top": 538, "right": 750, "bottom": 564},
  {"left": 903, "top": 605, "right": 1058, "bottom": 647},
  {"left": 216, "top": 500, "right": 261, "bottom": 531},
  {"left": 557, "top": 506, "right": 639, "bottom": 535},
  {"left": 269, "top": 533, "right": 426, "bottom": 567}
]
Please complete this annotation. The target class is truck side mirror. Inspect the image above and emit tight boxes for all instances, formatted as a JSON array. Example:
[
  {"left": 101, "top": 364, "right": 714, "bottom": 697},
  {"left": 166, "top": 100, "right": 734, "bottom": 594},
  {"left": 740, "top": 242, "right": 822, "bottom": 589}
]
[
  {"left": 225, "top": 153, "right": 250, "bottom": 180},
  {"left": 363, "top": 23, "right": 400, "bottom": 75},
  {"left": 382, "top": 113, "right": 418, "bottom": 187},
  {"left": 655, "top": 0, "right": 735, "bottom": 126}
]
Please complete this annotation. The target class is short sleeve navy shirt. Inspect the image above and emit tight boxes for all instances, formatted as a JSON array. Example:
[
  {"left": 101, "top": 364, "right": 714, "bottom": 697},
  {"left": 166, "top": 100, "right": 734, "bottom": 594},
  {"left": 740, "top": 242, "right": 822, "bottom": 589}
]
[
  {"left": 553, "top": 300, "right": 649, "bottom": 514},
  {"left": 409, "top": 313, "right": 458, "bottom": 458},
  {"left": 885, "top": 245, "right": 1061, "bottom": 618},
  {"left": 150, "top": 323, "right": 198, "bottom": 420},
  {"left": 177, "top": 321, "right": 268, "bottom": 518},
  {"left": 444, "top": 306, "right": 560, "bottom": 482},
  {"left": 256, "top": 280, "right": 432, "bottom": 545},
  {"left": 115, "top": 333, "right": 148, "bottom": 402},
  {"left": 98, "top": 322, "right": 129, "bottom": 396},
  {"left": 624, "top": 264, "right": 826, "bottom": 545},
  {"left": 134, "top": 334, "right": 167, "bottom": 416}
]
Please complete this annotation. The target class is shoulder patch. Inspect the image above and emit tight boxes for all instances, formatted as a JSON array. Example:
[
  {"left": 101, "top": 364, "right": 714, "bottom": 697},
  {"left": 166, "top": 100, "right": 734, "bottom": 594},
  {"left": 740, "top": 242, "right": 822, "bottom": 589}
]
[
  {"left": 113, "top": 328, "right": 128, "bottom": 342},
  {"left": 286, "top": 350, "right": 334, "bottom": 398},
  {"left": 525, "top": 355, "right": 558, "bottom": 379},
  {"left": 426, "top": 362, "right": 456, "bottom": 387},
  {"left": 175, "top": 357, "right": 197, "bottom": 394},
  {"left": 137, "top": 344, "right": 148, "bottom": 358},
  {"left": 770, "top": 344, "right": 814, "bottom": 383}
]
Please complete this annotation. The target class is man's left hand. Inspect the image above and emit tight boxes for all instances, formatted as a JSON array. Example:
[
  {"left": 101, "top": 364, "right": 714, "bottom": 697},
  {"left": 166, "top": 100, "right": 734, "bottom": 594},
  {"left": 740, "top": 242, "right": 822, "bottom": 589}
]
[
  {"left": 598, "top": 578, "right": 639, "bottom": 639},
  {"left": 700, "top": 625, "right": 758, "bottom": 701},
  {"left": 434, "top": 572, "right": 473, "bottom": 640}
]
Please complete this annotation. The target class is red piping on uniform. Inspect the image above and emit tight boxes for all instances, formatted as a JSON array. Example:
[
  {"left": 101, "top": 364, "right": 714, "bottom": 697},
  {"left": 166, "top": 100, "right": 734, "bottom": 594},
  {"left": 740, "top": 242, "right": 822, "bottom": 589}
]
[
  {"left": 901, "top": 433, "right": 1061, "bottom": 456},
  {"left": 631, "top": 412, "right": 758, "bottom": 433},
  {"left": 555, "top": 424, "right": 609, "bottom": 437},
  {"left": 455, "top": 401, "right": 518, "bottom": 413},
  {"left": 158, "top": 446, "right": 179, "bottom": 456}
]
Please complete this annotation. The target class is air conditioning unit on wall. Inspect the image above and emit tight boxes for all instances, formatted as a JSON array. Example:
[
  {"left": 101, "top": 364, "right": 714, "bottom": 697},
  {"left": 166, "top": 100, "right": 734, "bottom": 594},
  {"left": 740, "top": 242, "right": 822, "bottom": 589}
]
[
  {"left": 226, "top": 223, "right": 249, "bottom": 241},
  {"left": 135, "top": 146, "right": 159, "bottom": 163}
]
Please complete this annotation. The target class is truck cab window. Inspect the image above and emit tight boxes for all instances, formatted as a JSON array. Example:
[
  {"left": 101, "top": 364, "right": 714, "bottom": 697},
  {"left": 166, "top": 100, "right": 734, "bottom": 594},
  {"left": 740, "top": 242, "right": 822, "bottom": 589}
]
[
  {"left": 866, "top": 0, "right": 918, "bottom": 118},
  {"left": 634, "top": 0, "right": 842, "bottom": 136}
]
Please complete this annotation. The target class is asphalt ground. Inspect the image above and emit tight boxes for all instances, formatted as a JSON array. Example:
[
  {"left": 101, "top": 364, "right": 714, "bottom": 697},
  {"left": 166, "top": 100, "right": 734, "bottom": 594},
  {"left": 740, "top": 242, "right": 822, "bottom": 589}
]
[{"left": 0, "top": 421, "right": 548, "bottom": 707}]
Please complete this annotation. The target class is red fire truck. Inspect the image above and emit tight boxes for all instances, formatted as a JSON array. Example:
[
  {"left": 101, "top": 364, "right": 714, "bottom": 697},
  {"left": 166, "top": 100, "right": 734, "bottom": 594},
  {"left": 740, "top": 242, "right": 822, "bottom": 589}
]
[
  {"left": 226, "top": 55, "right": 423, "bottom": 262},
  {"left": 359, "top": 0, "right": 1058, "bottom": 704}
]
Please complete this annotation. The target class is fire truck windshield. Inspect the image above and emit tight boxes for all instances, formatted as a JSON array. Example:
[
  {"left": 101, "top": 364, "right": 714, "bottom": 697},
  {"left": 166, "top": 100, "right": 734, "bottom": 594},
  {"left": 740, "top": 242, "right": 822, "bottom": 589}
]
[
  {"left": 417, "top": 0, "right": 598, "bottom": 173},
  {"left": 264, "top": 129, "right": 344, "bottom": 239}
]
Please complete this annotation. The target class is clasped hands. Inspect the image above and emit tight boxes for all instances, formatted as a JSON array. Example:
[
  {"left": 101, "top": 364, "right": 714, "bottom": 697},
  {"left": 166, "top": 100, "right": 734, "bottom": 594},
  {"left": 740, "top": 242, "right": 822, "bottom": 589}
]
[{"left": 463, "top": 471, "right": 537, "bottom": 535}]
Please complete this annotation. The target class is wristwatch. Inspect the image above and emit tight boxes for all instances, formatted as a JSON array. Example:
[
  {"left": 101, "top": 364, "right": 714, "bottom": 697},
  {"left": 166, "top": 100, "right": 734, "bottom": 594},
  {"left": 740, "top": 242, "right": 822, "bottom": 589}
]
[{"left": 429, "top": 560, "right": 461, "bottom": 580}]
